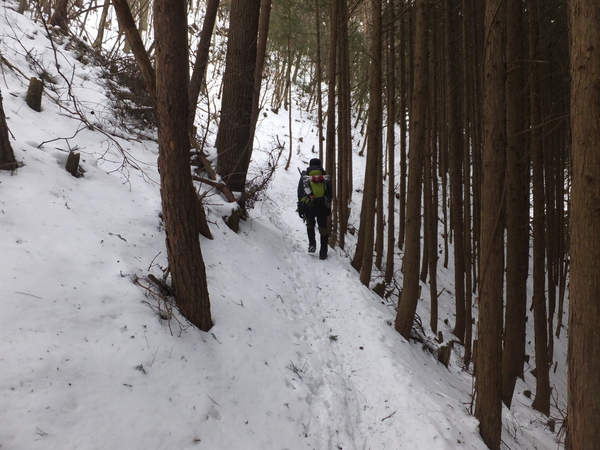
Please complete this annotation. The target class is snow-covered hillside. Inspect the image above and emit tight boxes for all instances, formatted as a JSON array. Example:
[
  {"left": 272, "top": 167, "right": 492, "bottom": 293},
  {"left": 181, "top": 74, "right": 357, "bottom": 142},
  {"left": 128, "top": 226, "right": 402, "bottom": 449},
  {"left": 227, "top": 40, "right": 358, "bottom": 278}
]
[{"left": 0, "top": 4, "right": 565, "bottom": 449}]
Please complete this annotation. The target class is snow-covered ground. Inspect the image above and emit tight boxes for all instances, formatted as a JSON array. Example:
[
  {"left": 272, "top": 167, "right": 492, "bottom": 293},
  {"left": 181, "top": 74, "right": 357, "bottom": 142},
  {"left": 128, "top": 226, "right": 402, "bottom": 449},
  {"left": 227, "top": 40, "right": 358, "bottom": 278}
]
[{"left": 0, "top": 3, "right": 565, "bottom": 449}]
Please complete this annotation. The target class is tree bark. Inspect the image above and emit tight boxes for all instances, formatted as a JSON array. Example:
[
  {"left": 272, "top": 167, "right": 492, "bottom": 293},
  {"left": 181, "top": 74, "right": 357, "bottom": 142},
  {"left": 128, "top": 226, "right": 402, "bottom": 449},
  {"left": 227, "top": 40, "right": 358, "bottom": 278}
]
[
  {"left": 397, "top": 5, "right": 408, "bottom": 252},
  {"left": 424, "top": 118, "right": 438, "bottom": 334},
  {"left": 567, "top": 0, "right": 600, "bottom": 447},
  {"left": 528, "top": 0, "right": 550, "bottom": 416},
  {"left": 92, "top": 0, "right": 111, "bottom": 49},
  {"left": 0, "top": 91, "right": 19, "bottom": 171},
  {"left": 354, "top": 0, "right": 382, "bottom": 286},
  {"left": 336, "top": 0, "right": 352, "bottom": 250},
  {"left": 248, "top": 0, "right": 272, "bottom": 145},
  {"left": 154, "top": 0, "right": 212, "bottom": 331},
  {"left": 113, "top": 0, "right": 157, "bottom": 103},
  {"left": 461, "top": 0, "right": 472, "bottom": 365},
  {"left": 395, "top": 0, "right": 428, "bottom": 340},
  {"left": 49, "top": 0, "right": 69, "bottom": 32},
  {"left": 474, "top": 0, "right": 505, "bottom": 447},
  {"left": 502, "top": 0, "right": 528, "bottom": 409},
  {"left": 384, "top": 0, "right": 397, "bottom": 284},
  {"left": 26, "top": 77, "right": 43, "bottom": 112},
  {"left": 314, "top": 0, "right": 324, "bottom": 162},
  {"left": 214, "top": 0, "right": 261, "bottom": 195},
  {"left": 188, "top": 0, "right": 221, "bottom": 131},
  {"left": 446, "top": 0, "right": 466, "bottom": 343}
]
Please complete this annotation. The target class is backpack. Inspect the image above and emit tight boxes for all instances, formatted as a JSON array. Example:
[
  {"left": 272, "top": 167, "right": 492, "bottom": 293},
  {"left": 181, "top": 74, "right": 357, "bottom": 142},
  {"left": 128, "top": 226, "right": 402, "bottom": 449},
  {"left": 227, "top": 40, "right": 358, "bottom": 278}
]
[
  {"left": 300, "top": 168, "right": 330, "bottom": 208},
  {"left": 305, "top": 169, "right": 328, "bottom": 198}
]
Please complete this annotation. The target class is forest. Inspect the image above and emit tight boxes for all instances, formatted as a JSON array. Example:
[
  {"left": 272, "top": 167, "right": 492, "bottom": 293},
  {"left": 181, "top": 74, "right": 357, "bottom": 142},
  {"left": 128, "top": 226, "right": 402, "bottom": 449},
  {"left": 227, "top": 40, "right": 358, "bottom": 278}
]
[{"left": 0, "top": 0, "right": 598, "bottom": 449}]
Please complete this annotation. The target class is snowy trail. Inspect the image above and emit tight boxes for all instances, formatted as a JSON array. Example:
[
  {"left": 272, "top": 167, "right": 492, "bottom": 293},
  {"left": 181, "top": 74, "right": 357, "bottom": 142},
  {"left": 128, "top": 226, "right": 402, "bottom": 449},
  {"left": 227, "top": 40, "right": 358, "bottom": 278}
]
[
  {"left": 258, "top": 154, "right": 484, "bottom": 450},
  {"left": 0, "top": 6, "right": 560, "bottom": 448}
]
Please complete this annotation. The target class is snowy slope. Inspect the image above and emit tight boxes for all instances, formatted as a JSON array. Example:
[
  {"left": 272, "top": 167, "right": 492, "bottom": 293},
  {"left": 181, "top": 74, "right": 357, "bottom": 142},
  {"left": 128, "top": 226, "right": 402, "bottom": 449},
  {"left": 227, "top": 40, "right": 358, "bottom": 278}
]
[{"left": 0, "top": 4, "right": 564, "bottom": 449}]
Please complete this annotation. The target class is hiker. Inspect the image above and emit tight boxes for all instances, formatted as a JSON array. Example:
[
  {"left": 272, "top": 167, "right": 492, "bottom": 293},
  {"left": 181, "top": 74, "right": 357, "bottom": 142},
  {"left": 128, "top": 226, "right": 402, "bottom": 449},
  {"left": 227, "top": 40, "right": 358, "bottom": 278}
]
[{"left": 297, "top": 158, "right": 332, "bottom": 260}]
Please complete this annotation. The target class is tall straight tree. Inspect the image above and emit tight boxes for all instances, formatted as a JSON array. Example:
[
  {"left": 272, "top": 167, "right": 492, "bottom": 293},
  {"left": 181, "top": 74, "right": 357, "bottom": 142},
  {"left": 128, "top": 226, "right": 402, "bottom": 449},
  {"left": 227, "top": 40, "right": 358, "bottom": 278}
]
[
  {"left": 352, "top": 0, "right": 382, "bottom": 286},
  {"left": 336, "top": 0, "right": 353, "bottom": 250},
  {"left": 247, "top": 0, "right": 273, "bottom": 158},
  {"left": 384, "top": 0, "right": 397, "bottom": 284},
  {"left": 567, "top": 0, "right": 600, "bottom": 446},
  {"left": 325, "top": 0, "right": 338, "bottom": 243},
  {"left": 373, "top": 0, "right": 385, "bottom": 272},
  {"left": 462, "top": 0, "right": 483, "bottom": 366},
  {"left": 502, "top": 0, "right": 528, "bottom": 409},
  {"left": 528, "top": 0, "right": 551, "bottom": 416},
  {"left": 424, "top": 116, "right": 438, "bottom": 333},
  {"left": 154, "top": 0, "right": 212, "bottom": 331},
  {"left": 314, "top": 0, "right": 324, "bottom": 162},
  {"left": 215, "top": 0, "right": 261, "bottom": 194},
  {"left": 395, "top": 0, "right": 428, "bottom": 340},
  {"left": 397, "top": 5, "right": 409, "bottom": 252},
  {"left": 188, "top": 0, "right": 221, "bottom": 131},
  {"left": 469, "top": 0, "right": 485, "bottom": 299},
  {"left": 445, "top": 0, "right": 467, "bottom": 343},
  {"left": 475, "top": 0, "right": 506, "bottom": 447}
]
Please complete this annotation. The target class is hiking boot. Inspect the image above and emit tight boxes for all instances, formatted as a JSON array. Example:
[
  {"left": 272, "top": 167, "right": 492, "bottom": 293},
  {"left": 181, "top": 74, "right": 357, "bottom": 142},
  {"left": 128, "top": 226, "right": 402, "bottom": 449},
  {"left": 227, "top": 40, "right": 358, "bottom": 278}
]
[
  {"left": 319, "top": 234, "right": 328, "bottom": 259},
  {"left": 307, "top": 227, "right": 316, "bottom": 253}
]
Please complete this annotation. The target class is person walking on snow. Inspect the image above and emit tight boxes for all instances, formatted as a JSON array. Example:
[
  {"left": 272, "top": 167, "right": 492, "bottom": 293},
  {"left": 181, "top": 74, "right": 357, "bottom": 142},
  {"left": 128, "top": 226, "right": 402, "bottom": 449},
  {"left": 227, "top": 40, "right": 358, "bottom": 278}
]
[{"left": 297, "top": 158, "right": 332, "bottom": 260}]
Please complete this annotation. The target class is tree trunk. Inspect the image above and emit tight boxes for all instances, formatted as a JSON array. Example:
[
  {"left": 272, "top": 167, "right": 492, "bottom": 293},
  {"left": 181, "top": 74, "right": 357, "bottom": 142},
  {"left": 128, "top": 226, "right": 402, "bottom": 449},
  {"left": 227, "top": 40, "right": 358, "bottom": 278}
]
[
  {"left": 253, "top": 0, "right": 272, "bottom": 124},
  {"left": 397, "top": 5, "right": 408, "bottom": 252},
  {"left": 502, "top": 0, "right": 528, "bottom": 409},
  {"left": 461, "top": 0, "right": 470, "bottom": 361},
  {"left": 92, "top": 0, "right": 111, "bottom": 49},
  {"left": 474, "top": 0, "right": 505, "bottom": 447},
  {"left": 49, "top": 0, "right": 69, "bottom": 32},
  {"left": 214, "top": 0, "right": 261, "bottom": 194},
  {"left": 113, "top": 0, "right": 157, "bottom": 103},
  {"left": 314, "top": 0, "right": 324, "bottom": 162},
  {"left": 375, "top": 126, "right": 384, "bottom": 271},
  {"left": 285, "top": 38, "right": 293, "bottom": 170},
  {"left": 567, "top": 0, "right": 600, "bottom": 446},
  {"left": 336, "top": 0, "right": 352, "bottom": 250},
  {"left": 355, "top": 0, "right": 382, "bottom": 286},
  {"left": 384, "top": 0, "right": 397, "bottom": 285},
  {"left": 154, "top": 0, "right": 212, "bottom": 332},
  {"left": 0, "top": 91, "right": 19, "bottom": 171},
  {"left": 462, "top": 0, "right": 482, "bottom": 366},
  {"left": 325, "top": 0, "right": 338, "bottom": 212},
  {"left": 188, "top": 0, "right": 221, "bottom": 132},
  {"left": 395, "top": 0, "right": 428, "bottom": 340},
  {"left": 528, "top": 0, "right": 550, "bottom": 416},
  {"left": 469, "top": 0, "right": 484, "bottom": 298},
  {"left": 445, "top": 0, "right": 466, "bottom": 343},
  {"left": 424, "top": 118, "right": 438, "bottom": 334}
]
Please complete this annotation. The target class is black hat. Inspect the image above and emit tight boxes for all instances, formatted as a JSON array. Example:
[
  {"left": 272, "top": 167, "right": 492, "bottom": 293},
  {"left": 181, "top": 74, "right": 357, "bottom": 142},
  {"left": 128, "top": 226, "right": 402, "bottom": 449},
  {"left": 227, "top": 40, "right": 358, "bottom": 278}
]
[{"left": 309, "top": 158, "right": 321, "bottom": 167}]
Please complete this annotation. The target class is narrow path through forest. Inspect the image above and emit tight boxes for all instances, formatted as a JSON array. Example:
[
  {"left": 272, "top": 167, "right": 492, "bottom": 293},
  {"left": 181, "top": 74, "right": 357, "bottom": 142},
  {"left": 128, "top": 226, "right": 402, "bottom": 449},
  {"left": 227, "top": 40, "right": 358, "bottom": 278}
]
[{"left": 252, "top": 155, "right": 482, "bottom": 449}]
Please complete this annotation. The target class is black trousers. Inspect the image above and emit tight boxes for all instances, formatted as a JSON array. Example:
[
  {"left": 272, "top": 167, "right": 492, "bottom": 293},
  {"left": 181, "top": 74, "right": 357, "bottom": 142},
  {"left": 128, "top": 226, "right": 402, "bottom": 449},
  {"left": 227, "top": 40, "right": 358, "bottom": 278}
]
[{"left": 305, "top": 206, "right": 329, "bottom": 256}]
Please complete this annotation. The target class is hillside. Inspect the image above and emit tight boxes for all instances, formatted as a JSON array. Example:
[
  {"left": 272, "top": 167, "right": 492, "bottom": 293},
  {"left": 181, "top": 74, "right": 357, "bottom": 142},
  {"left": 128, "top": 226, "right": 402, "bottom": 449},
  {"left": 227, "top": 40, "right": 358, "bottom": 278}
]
[{"left": 0, "top": 4, "right": 565, "bottom": 449}]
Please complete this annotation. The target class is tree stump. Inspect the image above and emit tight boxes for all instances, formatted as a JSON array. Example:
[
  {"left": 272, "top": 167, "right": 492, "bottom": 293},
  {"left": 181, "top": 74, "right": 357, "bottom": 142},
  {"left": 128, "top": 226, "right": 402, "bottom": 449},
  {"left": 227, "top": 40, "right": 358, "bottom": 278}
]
[
  {"left": 66, "top": 151, "right": 82, "bottom": 177},
  {"left": 196, "top": 198, "right": 213, "bottom": 240},
  {"left": 373, "top": 282, "right": 386, "bottom": 298},
  {"left": 438, "top": 342, "right": 452, "bottom": 368},
  {"left": 26, "top": 77, "right": 43, "bottom": 112},
  {"left": 226, "top": 208, "right": 240, "bottom": 233}
]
